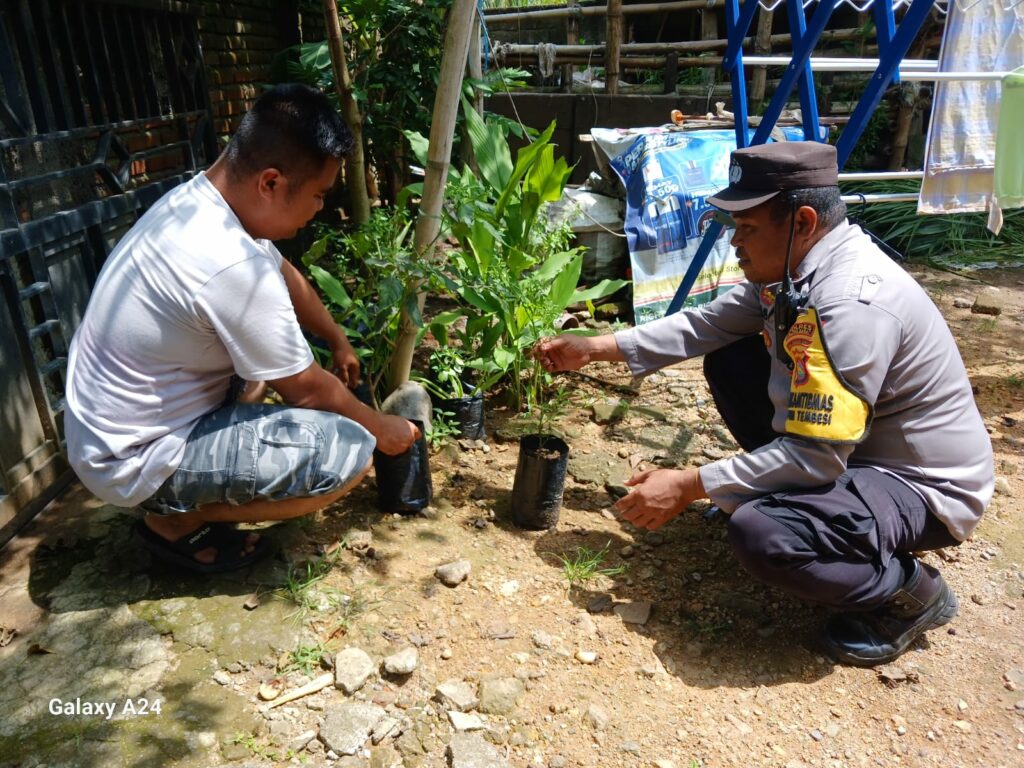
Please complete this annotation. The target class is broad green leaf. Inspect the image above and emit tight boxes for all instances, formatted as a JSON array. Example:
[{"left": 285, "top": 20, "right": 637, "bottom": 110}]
[
  {"left": 492, "top": 346, "right": 517, "bottom": 371},
  {"left": 302, "top": 235, "right": 331, "bottom": 267},
  {"left": 534, "top": 249, "right": 578, "bottom": 282},
  {"left": 396, "top": 181, "right": 424, "bottom": 210},
  {"left": 547, "top": 253, "right": 583, "bottom": 314},
  {"left": 298, "top": 42, "right": 331, "bottom": 72},
  {"left": 463, "top": 98, "right": 513, "bottom": 194},
  {"left": 403, "top": 130, "right": 430, "bottom": 166},
  {"left": 467, "top": 219, "right": 496, "bottom": 278},
  {"left": 572, "top": 279, "right": 629, "bottom": 303},
  {"left": 495, "top": 120, "right": 557, "bottom": 219},
  {"left": 308, "top": 265, "right": 352, "bottom": 310},
  {"left": 460, "top": 286, "right": 501, "bottom": 314}
]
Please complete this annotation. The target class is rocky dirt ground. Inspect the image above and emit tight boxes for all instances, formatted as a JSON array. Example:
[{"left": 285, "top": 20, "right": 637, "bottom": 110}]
[{"left": 0, "top": 265, "right": 1022, "bottom": 768}]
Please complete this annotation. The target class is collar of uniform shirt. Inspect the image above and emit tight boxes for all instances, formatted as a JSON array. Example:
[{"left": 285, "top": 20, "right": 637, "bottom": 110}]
[{"left": 790, "top": 219, "right": 856, "bottom": 283}]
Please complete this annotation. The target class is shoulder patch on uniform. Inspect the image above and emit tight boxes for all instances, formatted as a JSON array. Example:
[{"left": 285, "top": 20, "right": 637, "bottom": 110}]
[
  {"left": 858, "top": 274, "right": 883, "bottom": 305},
  {"left": 783, "top": 307, "right": 871, "bottom": 443}
]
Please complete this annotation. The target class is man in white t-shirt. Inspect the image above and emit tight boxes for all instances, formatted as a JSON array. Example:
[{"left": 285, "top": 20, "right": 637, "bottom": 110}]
[{"left": 65, "top": 84, "right": 418, "bottom": 574}]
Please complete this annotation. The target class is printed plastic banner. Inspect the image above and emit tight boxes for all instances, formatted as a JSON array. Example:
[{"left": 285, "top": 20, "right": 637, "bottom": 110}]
[{"left": 606, "top": 128, "right": 811, "bottom": 324}]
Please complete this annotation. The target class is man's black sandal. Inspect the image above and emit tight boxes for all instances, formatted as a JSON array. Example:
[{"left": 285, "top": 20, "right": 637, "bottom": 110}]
[{"left": 134, "top": 520, "right": 272, "bottom": 574}]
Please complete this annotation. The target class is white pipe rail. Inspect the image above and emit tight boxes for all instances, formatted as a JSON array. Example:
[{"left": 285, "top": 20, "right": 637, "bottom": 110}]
[
  {"left": 839, "top": 171, "right": 924, "bottom": 181},
  {"left": 840, "top": 193, "right": 919, "bottom": 204}
]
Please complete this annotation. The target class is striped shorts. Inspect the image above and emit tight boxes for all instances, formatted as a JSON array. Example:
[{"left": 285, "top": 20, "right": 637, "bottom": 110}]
[{"left": 141, "top": 403, "right": 375, "bottom": 515}]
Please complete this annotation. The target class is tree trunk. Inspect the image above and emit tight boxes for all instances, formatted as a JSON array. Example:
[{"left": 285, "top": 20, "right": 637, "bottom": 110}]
[
  {"left": 388, "top": 0, "right": 477, "bottom": 392},
  {"left": 322, "top": 0, "right": 371, "bottom": 226}
]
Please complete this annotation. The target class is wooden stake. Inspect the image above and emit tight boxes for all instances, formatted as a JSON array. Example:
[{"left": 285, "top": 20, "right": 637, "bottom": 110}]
[
  {"left": 322, "top": 0, "right": 370, "bottom": 226},
  {"left": 564, "top": 1, "right": 580, "bottom": 94},
  {"left": 606, "top": 0, "right": 623, "bottom": 95},
  {"left": 388, "top": 0, "right": 477, "bottom": 391},
  {"left": 750, "top": 7, "right": 774, "bottom": 113}
]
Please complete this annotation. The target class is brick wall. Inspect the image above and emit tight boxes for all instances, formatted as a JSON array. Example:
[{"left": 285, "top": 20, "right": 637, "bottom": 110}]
[{"left": 197, "top": 0, "right": 326, "bottom": 143}]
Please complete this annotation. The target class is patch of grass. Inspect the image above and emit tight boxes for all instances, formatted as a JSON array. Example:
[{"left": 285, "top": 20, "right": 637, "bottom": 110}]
[
  {"left": 231, "top": 732, "right": 290, "bottom": 761},
  {"left": 977, "top": 317, "right": 998, "bottom": 333},
  {"left": 1006, "top": 374, "right": 1024, "bottom": 391},
  {"left": 277, "top": 548, "right": 346, "bottom": 621},
  {"left": 553, "top": 542, "right": 627, "bottom": 591},
  {"left": 285, "top": 641, "right": 330, "bottom": 675},
  {"left": 843, "top": 180, "right": 1024, "bottom": 267},
  {"left": 326, "top": 590, "right": 372, "bottom": 639}
]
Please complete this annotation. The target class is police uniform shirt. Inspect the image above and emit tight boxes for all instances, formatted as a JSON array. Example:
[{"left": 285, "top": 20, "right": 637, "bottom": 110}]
[{"left": 613, "top": 219, "right": 994, "bottom": 542}]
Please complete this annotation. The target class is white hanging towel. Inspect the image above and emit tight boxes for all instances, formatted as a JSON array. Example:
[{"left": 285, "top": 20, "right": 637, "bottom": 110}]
[{"left": 918, "top": 1, "right": 1024, "bottom": 235}]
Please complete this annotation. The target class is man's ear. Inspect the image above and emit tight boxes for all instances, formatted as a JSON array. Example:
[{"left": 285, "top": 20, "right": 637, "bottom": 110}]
[
  {"left": 256, "top": 168, "right": 284, "bottom": 199},
  {"left": 795, "top": 204, "right": 819, "bottom": 237}
]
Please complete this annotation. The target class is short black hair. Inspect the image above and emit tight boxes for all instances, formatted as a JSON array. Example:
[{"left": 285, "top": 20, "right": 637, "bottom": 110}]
[
  {"left": 767, "top": 186, "right": 847, "bottom": 232},
  {"left": 223, "top": 83, "right": 353, "bottom": 185}
]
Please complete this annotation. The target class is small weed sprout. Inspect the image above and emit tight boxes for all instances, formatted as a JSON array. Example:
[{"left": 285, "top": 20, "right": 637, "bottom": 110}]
[
  {"left": 426, "top": 410, "right": 459, "bottom": 451},
  {"left": 554, "top": 542, "right": 626, "bottom": 592},
  {"left": 285, "top": 641, "right": 330, "bottom": 675},
  {"left": 231, "top": 733, "right": 290, "bottom": 761},
  {"left": 1005, "top": 374, "right": 1024, "bottom": 391}
]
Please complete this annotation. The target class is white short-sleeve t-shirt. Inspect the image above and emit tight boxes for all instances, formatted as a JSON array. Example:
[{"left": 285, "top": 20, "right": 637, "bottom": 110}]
[{"left": 65, "top": 173, "right": 314, "bottom": 506}]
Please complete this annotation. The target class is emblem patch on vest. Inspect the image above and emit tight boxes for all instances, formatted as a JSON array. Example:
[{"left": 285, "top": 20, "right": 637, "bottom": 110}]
[{"left": 783, "top": 307, "right": 871, "bottom": 443}]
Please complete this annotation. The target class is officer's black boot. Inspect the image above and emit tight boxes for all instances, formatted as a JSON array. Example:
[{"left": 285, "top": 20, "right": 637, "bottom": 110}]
[{"left": 822, "top": 557, "right": 958, "bottom": 667}]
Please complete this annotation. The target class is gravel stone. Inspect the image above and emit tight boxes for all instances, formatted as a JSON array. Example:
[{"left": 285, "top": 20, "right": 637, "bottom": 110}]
[
  {"left": 382, "top": 646, "right": 419, "bottom": 675},
  {"left": 436, "top": 560, "right": 472, "bottom": 587},
  {"left": 334, "top": 647, "right": 376, "bottom": 694},
  {"left": 320, "top": 701, "right": 387, "bottom": 756}
]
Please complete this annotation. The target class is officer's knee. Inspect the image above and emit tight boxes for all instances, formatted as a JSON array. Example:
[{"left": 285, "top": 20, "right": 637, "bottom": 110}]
[{"left": 728, "top": 501, "right": 789, "bottom": 582}]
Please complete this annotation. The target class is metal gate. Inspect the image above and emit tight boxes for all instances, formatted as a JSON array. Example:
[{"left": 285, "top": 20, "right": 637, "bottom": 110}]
[{"left": 0, "top": 0, "right": 217, "bottom": 543}]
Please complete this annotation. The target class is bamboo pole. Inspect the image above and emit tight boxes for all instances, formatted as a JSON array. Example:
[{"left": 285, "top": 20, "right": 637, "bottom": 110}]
[
  {"left": 605, "top": 0, "right": 623, "bottom": 95},
  {"left": 388, "top": 0, "right": 477, "bottom": 391},
  {"left": 322, "top": 0, "right": 370, "bottom": 226},
  {"left": 563, "top": 1, "right": 580, "bottom": 93},
  {"left": 468, "top": 17, "right": 483, "bottom": 115},
  {"left": 463, "top": 15, "right": 483, "bottom": 173},
  {"left": 749, "top": 8, "right": 774, "bottom": 112},
  {"left": 485, "top": 0, "right": 725, "bottom": 23},
  {"left": 488, "top": 29, "right": 864, "bottom": 58}
]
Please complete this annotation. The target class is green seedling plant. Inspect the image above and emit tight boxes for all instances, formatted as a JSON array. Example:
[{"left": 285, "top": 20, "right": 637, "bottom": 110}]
[
  {"left": 554, "top": 541, "right": 626, "bottom": 593},
  {"left": 303, "top": 208, "right": 431, "bottom": 407},
  {"left": 406, "top": 104, "right": 627, "bottom": 409},
  {"left": 412, "top": 346, "right": 479, "bottom": 400}
]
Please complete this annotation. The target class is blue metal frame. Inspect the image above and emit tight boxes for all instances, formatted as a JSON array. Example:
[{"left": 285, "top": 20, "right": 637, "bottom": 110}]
[
  {"left": 785, "top": 0, "right": 824, "bottom": 141},
  {"left": 666, "top": 0, "right": 937, "bottom": 315},
  {"left": 836, "top": 0, "right": 937, "bottom": 167}
]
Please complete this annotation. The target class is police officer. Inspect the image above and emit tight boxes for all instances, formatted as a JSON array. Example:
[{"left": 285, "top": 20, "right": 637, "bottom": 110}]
[{"left": 535, "top": 142, "right": 994, "bottom": 666}]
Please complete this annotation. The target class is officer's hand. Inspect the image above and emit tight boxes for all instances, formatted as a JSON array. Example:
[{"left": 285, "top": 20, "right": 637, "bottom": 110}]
[
  {"left": 373, "top": 415, "right": 420, "bottom": 456},
  {"left": 329, "top": 336, "right": 361, "bottom": 388},
  {"left": 534, "top": 335, "right": 591, "bottom": 373},
  {"left": 615, "top": 468, "right": 706, "bottom": 531}
]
